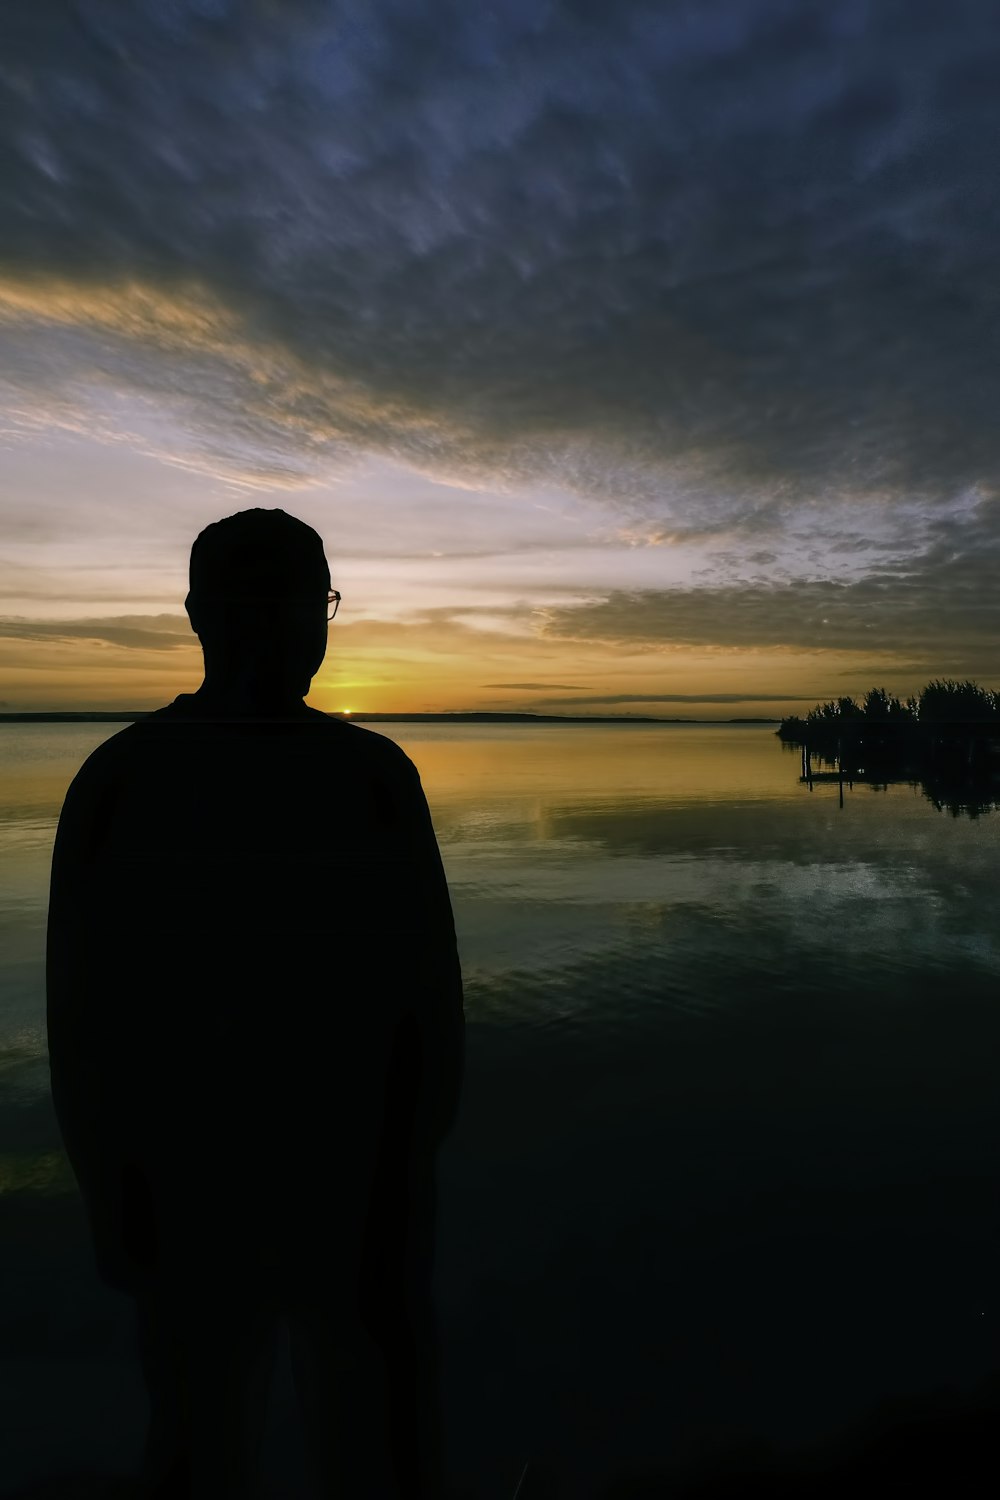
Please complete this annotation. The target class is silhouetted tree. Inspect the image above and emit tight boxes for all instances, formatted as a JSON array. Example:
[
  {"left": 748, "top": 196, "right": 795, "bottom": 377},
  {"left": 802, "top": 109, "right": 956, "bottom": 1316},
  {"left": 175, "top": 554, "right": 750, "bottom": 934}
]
[
  {"left": 778, "top": 679, "right": 1000, "bottom": 817},
  {"left": 861, "top": 687, "right": 907, "bottom": 722},
  {"left": 918, "top": 679, "right": 998, "bottom": 724}
]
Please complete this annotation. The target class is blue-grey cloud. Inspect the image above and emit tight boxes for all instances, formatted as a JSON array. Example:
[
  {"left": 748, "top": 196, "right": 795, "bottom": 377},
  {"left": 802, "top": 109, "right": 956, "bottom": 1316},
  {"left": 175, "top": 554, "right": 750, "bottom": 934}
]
[
  {"left": 530, "top": 693, "right": 811, "bottom": 706},
  {"left": 2, "top": 0, "right": 1000, "bottom": 526},
  {"left": 5, "top": 489, "right": 999, "bottom": 674},
  {"left": 0, "top": 606, "right": 537, "bottom": 655},
  {"left": 0, "top": 614, "right": 193, "bottom": 651},
  {"left": 540, "top": 498, "right": 1000, "bottom": 663}
]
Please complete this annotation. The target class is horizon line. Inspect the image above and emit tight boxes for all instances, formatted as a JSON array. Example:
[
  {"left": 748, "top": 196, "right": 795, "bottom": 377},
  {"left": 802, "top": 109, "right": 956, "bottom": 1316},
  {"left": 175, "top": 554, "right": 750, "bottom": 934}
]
[{"left": 0, "top": 709, "right": 784, "bottom": 725}]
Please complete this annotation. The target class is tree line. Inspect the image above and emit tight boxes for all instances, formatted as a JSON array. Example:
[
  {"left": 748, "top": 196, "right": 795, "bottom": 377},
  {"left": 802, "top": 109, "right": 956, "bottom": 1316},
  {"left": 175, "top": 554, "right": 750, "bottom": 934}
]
[{"left": 778, "top": 680, "right": 1000, "bottom": 746}]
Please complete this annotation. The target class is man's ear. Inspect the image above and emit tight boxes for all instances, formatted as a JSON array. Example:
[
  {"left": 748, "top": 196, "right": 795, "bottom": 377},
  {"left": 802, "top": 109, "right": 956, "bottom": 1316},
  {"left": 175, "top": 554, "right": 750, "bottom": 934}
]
[{"left": 184, "top": 592, "right": 201, "bottom": 637}]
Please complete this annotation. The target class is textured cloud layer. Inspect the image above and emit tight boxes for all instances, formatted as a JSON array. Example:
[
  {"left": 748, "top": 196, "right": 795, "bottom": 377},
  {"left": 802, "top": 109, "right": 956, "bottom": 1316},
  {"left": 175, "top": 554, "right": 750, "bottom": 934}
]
[
  {"left": 3, "top": 0, "right": 1000, "bottom": 526},
  {"left": 540, "top": 500, "right": 1000, "bottom": 662},
  {"left": 0, "top": 614, "right": 193, "bottom": 651}
]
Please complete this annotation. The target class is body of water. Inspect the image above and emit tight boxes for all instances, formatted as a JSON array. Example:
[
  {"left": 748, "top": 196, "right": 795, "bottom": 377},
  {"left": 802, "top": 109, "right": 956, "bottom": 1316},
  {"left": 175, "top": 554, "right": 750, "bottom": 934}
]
[{"left": 3, "top": 721, "right": 999, "bottom": 1496}]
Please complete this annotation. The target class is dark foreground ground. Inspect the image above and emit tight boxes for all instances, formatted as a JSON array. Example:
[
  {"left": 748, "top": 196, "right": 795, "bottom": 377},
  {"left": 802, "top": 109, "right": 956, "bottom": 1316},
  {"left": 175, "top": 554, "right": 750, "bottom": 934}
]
[{"left": 3, "top": 1002, "right": 999, "bottom": 1499}]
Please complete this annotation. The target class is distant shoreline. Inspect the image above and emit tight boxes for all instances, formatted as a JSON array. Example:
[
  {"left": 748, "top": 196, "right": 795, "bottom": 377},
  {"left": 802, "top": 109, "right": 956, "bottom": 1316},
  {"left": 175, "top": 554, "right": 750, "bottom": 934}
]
[{"left": 0, "top": 711, "right": 781, "bottom": 725}]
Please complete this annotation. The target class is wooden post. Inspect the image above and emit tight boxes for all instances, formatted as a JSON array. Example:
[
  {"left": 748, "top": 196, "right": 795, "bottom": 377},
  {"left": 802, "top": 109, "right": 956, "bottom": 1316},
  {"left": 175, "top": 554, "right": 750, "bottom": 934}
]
[{"left": 838, "top": 736, "right": 844, "bottom": 809}]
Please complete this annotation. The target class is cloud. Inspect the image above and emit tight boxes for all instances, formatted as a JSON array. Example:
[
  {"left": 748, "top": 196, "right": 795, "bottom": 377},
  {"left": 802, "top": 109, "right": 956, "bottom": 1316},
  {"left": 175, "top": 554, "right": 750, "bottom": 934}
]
[
  {"left": 482, "top": 681, "right": 587, "bottom": 690},
  {"left": 538, "top": 498, "right": 1000, "bottom": 661},
  {"left": 531, "top": 693, "right": 813, "bottom": 706},
  {"left": 0, "top": 613, "right": 194, "bottom": 651},
  {"left": 2, "top": 0, "right": 1000, "bottom": 525},
  {"left": 0, "top": 604, "right": 536, "bottom": 657},
  {"left": 5, "top": 484, "right": 999, "bottom": 674}
]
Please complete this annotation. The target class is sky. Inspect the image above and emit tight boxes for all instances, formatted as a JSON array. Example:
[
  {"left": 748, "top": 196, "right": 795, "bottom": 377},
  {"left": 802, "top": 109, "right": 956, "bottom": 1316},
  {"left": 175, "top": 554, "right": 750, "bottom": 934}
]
[{"left": 3, "top": 0, "right": 1000, "bottom": 717}]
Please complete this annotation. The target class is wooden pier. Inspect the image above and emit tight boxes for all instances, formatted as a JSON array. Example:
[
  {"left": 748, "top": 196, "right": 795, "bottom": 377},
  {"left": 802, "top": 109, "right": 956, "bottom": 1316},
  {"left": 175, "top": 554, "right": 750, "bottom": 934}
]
[
  {"left": 800, "top": 740, "right": 852, "bottom": 808},
  {"left": 796, "top": 734, "right": 1000, "bottom": 810}
]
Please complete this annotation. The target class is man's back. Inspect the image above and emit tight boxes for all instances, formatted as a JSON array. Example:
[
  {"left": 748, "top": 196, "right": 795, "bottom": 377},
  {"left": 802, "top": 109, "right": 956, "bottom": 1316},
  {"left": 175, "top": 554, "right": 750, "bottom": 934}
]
[{"left": 46, "top": 695, "right": 465, "bottom": 1303}]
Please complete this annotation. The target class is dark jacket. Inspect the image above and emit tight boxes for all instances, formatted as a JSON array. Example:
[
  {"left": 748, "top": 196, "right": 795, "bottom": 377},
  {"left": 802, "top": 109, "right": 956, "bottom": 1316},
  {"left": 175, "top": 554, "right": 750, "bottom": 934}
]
[{"left": 45, "top": 696, "right": 465, "bottom": 1302}]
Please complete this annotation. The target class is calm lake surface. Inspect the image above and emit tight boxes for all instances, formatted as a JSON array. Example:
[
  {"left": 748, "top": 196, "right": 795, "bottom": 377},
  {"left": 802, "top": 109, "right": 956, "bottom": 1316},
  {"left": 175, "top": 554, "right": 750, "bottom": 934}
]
[{"left": 2, "top": 721, "right": 1000, "bottom": 1496}]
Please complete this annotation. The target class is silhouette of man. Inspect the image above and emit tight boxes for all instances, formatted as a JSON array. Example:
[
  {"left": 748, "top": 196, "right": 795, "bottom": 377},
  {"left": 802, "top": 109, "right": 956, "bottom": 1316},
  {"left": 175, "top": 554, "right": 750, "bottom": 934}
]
[{"left": 46, "top": 509, "right": 465, "bottom": 1498}]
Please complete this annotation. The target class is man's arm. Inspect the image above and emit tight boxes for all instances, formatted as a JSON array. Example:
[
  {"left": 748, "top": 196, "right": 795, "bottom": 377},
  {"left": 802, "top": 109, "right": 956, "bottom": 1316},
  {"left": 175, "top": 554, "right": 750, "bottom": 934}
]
[
  {"left": 392, "top": 754, "right": 466, "bottom": 1149},
  {"left": 45, "top": 747, "right": 125, "bottom": 1204}
]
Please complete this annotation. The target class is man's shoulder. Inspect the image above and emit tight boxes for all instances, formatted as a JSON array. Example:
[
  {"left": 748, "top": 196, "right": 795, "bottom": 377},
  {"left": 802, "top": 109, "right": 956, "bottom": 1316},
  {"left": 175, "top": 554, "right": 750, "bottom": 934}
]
[
  {"left": 67, "top": 706, "right": 419, "bottom": 786},
  {"left": 310, "top": 713, "right": 419, "bottom": 780},
  {"left": 70, "top": 722, "right": 146, "bottom": 783},
  {"left": 55, "top": 724, "right": 146, "bottom": 838}
]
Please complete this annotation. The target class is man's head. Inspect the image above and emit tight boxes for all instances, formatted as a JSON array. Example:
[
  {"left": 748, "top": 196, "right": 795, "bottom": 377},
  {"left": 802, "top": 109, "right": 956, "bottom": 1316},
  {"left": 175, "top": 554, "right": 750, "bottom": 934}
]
[{"left": 185, "top": 509, "right": 332, "bottom": 703}]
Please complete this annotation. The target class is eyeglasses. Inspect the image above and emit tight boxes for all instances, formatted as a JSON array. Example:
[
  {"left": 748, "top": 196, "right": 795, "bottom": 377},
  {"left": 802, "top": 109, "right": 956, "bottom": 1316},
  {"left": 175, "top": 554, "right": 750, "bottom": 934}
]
[{"left": 328, "top": 590, "right": 341, "bottom": 621}]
